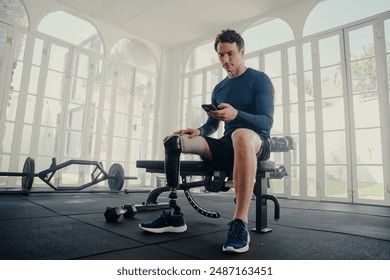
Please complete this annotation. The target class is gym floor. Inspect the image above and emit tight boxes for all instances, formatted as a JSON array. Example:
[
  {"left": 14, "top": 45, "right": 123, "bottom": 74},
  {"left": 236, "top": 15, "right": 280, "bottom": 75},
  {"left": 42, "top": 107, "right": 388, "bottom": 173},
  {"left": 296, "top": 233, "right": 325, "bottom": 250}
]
[{"left": 0, "top": 187, "right": 389, "bottom": 260}]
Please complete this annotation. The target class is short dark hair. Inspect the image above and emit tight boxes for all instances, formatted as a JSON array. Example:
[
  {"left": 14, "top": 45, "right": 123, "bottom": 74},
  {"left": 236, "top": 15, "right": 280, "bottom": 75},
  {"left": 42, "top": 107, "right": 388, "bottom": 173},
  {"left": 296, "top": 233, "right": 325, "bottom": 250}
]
[{"left": 214, "top": 29, "right": 245, "bottom": 52}]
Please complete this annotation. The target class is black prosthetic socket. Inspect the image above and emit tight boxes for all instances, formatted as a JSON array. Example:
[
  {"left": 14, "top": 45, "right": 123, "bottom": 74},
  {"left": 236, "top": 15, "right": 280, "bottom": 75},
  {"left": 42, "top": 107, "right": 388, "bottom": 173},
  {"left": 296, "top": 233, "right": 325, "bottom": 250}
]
[{"left": 164, "top": 135, "right": 182, "bottom": 215}]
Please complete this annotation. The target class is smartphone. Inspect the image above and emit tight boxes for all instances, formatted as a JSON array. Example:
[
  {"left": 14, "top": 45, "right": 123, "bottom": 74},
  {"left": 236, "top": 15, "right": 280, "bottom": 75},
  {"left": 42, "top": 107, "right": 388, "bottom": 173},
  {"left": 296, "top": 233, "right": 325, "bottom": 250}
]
[{"left": 201, "top": 104, "right": 219, "bottom": 112}]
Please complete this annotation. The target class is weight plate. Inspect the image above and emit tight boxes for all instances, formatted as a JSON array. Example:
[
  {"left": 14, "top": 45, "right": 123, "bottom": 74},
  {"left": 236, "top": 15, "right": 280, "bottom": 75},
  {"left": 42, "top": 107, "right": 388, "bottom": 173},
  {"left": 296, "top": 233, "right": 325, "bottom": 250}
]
[
  {"left": 22, "top": 157, "right": 35, "bottom": 194},
  {"left": 108, "top": 163, "right": 125, "bottom": 191}
]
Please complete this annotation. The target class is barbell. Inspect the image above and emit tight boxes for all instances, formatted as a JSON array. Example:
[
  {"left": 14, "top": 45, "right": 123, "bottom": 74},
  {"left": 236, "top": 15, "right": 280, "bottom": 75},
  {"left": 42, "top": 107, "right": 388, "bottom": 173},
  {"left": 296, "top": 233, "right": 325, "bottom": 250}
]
[
  {"left": 0, "top": 157, "right": 136, "bottom": 193},
  {"left": 0, "top": 157, "right": 35, "bottom": 194}
]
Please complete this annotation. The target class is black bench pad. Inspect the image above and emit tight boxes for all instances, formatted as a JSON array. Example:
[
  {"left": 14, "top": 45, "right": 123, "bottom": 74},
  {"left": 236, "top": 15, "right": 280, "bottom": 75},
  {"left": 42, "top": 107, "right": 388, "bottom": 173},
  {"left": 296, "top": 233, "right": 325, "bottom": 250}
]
[{"left": 136, "top": 160, "right": 275, "bottom": 175}]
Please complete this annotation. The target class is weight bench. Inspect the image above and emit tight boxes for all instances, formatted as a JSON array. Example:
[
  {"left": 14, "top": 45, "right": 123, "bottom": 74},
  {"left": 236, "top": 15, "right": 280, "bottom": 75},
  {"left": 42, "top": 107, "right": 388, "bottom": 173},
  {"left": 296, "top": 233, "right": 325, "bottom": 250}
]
[{"left": 136, "top": 159, "right": 280, "bottom": 233}]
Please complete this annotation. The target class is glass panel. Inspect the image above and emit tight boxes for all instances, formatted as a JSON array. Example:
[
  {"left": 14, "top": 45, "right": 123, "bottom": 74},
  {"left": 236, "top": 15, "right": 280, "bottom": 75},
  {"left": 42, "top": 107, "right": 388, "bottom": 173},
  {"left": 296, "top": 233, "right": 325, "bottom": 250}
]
[
  {"left": 290, "top": 104, "right": 299, "bottom": 134},
  {"left": 185, "top": 41, "right": 217, "bottom": 72},
  {"left": 48, "top": 44, "right": 69, "bottom": 72},
  {"left": 115, "top": 89, "right": 129, "bottom": 114},
  {"left": 101, "top": 110, "right": 110, "bottom": 135},
  {"left": 290, "top": 135, "right": 299, "bottom": 164},
  {"left": 116, "top": 65, "right": 134, "bottom": 90},
  {"left": 24, "top": 95, "right": 36, "bottom": 124},
  {"left": 133, "top": 94, "right": 146, "bottom": 117},
  {"left": 0, "top": 26, "right": 7, "bottom": 77},
  {"left": 41, "top": 98, "right": 62, "bottom": 127},
  {"left": 320, "top": 66, "right": 343, "bottom": 98},
  {"left": 73, "top": 52, "right": 90, "bottom": 79},
  {"left": 104, "top": 86, "right": 112, "bottom": 110},
  {"left": 65, "top": 131, "right": 82, "bottom": 157},
  {"left": 305, "top": 101, "right": 315, "bottom": 132},
  {"left": 289, "top": 74, "right": 298, "bottom": 103},
  {"left": 67, "top": 103, "right": 84, "bottom": 131},
  {"left": 303, "top": 0, "right": 390, "bottom": 36},
  {"left": 6, "top": 91, "right": 18, "bottom": 121},
  {"left": 112, "top": 137, "right": 127, "bottom": 161},
  {"left": 28, "top": 65, "right": 40, "bottom": 95},
  {"left": 290, "top": 166, "right": 300, "bottom": 196},
  {"left": 272, "top": 77, "right": 283, "bottom": 105},
  {"left": 304, "top": 71, "right": 314, "bottom": 101},
  {"left": 10, "top": 61, "right": 23, "bottom": 91},
  {"left": 45, "top": 71, "right": 65, "bottom": 99},
  {"left": 306, "top": 133, "right": 316, "bottom": 164},
  {"left": 324, "top": 131, "right": 346, "bottom": 164},
  {"left": 322, "top": 97, "right": 345, "bottom": 130},
  {"left": 14, "top": 32, "right": 26, "bottom": 61},
  {"left": 307, "top": 166, "right": 317, "bottom": 197},
  {"left": 114, "top": 113, "right": 128, "bottom": 137},
  {"left": 0, "top": 0, "right": 28, "bottom": 27},
  {"left": 20, "top": 124, "right": 32, "bottom": 154},
  {"left": 288, "top": 47, "right": 296, "bottom": 74},
  {"left": 38, "top": 127, "right": 57, "bottom": 155},
  {"left": 353, "top": 93, "right": 380, "bottom": 128},
  {"left": 271, "top": 105, "right": 283, "bottom": 134},
  {"left": 190, "top": 95, "right": 203, "bottom": 128},
  {"left": 350, "top": 58, "right": 377, "bottom": 93},
  {"left": 189, "top": 73, "right": 203, "bottom": 95},
  {"left": 349, "top": 25, "right": 374, "bottom": 60},
  {"left": 264, "top": 51, "right": 281, "bottom": 77},
  {"left": 325, "top": 166, "right": 347, "bottom": 198},
  {"left": 32, "top": 38, "right": 44, "bottom": 66},
  {"left": 355, "top": 128, "right": 382, "bottom": 164},
  {"left": 245, "top": 57, "right": 259, "bottom": 70},
  {"left": 357, "top": 166, "right": 384, "bottom": 200},
  {"left": 319, "top": 35, "right": 341, "bottom": 67},
  {"left": 111, "top": 39, "right": 156, "bottom": 72},
  {"left": 130, "top": 140, "right": 142, "bottom": 162},
  {"left": 303, "top": 43, "right": 312, "bottom": 71},
  {"left": 243, "top": 18, "right": 294, "bottom": 53},
  {"left": 70, "top": 77, "right": 87, "bottom": 104},
  {"left": 131, "top": 117, "right": 143, "bottom": 139},
  {"left": 206, "top": 69, "right": 220, "bottom": 92},
  {"left": 2, "top": 122, "right": 14, "bottom": 153},
  {"left": 92, "top": 83, "right": 100, "bottom": 107},
  {"left": 38, "top": 11, "right": 103, "bottom": 53}
]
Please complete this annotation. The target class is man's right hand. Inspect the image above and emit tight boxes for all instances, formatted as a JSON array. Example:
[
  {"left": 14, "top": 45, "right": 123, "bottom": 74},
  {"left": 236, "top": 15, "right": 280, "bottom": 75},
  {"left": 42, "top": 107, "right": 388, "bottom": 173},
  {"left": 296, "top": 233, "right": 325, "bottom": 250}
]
[{"left": 173, "top": 128, "right": 201, "bottom": 138}]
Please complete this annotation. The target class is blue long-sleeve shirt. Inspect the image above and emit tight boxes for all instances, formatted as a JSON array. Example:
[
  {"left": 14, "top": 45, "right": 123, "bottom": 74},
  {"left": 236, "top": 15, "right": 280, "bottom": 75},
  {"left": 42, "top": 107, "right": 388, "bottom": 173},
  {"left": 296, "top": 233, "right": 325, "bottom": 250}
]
[{"left": 198, "top": 68, "right": 274, "bottom": 138}]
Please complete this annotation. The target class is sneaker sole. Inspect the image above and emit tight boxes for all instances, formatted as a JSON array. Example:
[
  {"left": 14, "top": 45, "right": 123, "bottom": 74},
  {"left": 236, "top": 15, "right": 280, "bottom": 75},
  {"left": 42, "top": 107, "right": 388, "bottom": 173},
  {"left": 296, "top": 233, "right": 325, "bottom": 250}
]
[
  {"left": 139, "top": 224, "right": 187, "bottom": 233},
  {"left": 222, "top": 231, "right": 250, "bottom": 253},
  {"left": 222, "top": 244, "right": 249, "bottom": 253}
]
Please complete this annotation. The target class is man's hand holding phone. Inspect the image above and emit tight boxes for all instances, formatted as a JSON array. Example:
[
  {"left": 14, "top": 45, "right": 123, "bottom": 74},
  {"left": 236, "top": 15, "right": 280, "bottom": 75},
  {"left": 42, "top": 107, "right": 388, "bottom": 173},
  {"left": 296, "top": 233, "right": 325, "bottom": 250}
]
[{"left": 202, "top": 103, "right": 238, "bottom": 121}]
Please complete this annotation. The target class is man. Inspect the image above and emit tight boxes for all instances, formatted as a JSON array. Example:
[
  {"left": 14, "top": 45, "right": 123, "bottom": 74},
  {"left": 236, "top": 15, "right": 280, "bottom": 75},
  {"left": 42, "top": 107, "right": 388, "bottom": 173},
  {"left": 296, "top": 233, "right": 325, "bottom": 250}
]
[{"left": 139, "top": 29, "right": 274, "bottom": 253}]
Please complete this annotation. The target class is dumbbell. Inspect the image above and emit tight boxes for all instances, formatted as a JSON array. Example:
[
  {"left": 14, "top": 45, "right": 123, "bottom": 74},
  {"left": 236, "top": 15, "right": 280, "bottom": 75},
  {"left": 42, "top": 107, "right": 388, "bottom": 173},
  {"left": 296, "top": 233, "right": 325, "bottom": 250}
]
[{"left": 104, "top": 204, "right": 137, "bottom": 223}]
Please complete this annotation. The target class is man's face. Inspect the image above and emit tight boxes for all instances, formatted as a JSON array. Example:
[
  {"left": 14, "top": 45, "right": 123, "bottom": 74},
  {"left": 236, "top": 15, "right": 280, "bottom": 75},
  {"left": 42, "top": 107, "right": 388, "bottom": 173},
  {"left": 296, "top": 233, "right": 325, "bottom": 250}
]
[{"left": 216, "top": 42, "right": 244, "bottom": 76}]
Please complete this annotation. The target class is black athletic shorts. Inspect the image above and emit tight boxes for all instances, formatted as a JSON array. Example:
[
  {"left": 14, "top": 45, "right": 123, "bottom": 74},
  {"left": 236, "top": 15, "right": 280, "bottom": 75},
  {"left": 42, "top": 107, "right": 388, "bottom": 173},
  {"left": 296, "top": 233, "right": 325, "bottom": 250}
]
[{"left": 201, "top": 134, "right": 271, "bottom": 173}]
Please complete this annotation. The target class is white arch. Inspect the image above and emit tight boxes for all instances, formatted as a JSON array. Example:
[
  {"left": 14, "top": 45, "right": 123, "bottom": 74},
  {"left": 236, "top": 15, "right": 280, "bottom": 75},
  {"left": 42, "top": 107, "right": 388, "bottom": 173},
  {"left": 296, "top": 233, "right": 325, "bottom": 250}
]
[{"left": 303, "top": 0, "right": 390, "bottom": 36}]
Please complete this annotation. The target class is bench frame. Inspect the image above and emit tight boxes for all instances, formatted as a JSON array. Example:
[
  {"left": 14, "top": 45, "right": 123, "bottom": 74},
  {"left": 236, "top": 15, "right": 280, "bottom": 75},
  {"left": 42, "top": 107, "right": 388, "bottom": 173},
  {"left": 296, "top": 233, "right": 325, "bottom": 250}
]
[{"left": 136, "top": 159, "right": 280, "bottom": 233}]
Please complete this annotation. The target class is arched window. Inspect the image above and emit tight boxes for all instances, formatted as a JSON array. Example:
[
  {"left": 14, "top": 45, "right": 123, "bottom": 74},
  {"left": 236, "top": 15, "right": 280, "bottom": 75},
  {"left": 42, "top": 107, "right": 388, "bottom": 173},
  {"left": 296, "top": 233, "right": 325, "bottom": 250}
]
[
  {"left": 185, "top": 40, "right": 218, "bottom": 72},
  {"left": 243, "top": 18, "right": 294, "bottom": 53},
  {"left": 0, "top": 0, "right": 28, "bottom": 27},
  {"left": 38, "top": 10, "right": 103, "bottom": 53},
  {"left": 303, "top": 0, "right": 390, "bottom": 36},
  {"left": 110, "top": 39, "right": 156, "bottom": 73}
]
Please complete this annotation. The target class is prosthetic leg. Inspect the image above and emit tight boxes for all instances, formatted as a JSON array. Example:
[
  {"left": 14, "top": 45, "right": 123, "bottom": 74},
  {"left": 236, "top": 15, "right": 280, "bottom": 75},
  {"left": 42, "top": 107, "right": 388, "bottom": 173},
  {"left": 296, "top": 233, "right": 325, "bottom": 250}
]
[
  {"left": 139, "top": 134, "right": 204, "bottom": 233},
  {"left": 164, "top": 135, "right": 182, "bottom": 215}
]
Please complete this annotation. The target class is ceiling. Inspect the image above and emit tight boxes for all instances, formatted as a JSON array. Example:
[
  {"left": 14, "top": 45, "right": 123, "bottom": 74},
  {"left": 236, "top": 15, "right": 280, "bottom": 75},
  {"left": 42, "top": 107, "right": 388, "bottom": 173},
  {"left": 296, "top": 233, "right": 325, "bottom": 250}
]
[{"left": 53, "top": 0, "right": 305, "bottom": 46}]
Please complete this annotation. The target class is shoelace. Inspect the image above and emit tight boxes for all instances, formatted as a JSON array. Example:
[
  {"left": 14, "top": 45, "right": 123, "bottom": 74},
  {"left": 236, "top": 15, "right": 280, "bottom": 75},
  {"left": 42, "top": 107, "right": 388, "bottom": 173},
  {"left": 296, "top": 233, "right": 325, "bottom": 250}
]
[{"left": 227, "top": 220, "right": 246, "bottom": 239}]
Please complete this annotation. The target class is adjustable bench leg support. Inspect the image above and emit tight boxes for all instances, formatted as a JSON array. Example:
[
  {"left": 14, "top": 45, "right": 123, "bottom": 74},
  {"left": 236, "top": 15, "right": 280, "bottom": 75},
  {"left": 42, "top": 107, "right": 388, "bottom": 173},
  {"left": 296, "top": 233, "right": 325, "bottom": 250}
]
[{"left": 251, "top": 171, "right": 272, "bottom": 233}]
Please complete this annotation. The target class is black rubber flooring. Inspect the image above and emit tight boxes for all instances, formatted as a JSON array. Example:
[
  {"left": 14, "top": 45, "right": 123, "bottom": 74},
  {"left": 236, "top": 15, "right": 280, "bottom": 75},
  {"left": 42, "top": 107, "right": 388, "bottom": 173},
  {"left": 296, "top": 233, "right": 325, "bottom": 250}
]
[{"left": 0, "top": 188, "right": 389, "bottom": 260}]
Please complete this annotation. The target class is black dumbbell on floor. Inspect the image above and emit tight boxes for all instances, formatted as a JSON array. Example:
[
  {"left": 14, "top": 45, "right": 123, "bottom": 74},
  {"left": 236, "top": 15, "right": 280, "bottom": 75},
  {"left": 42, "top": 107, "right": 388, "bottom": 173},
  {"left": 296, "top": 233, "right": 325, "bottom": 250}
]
[{"left": 104, "top": 204, "right": 137, "bottom": 223}]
